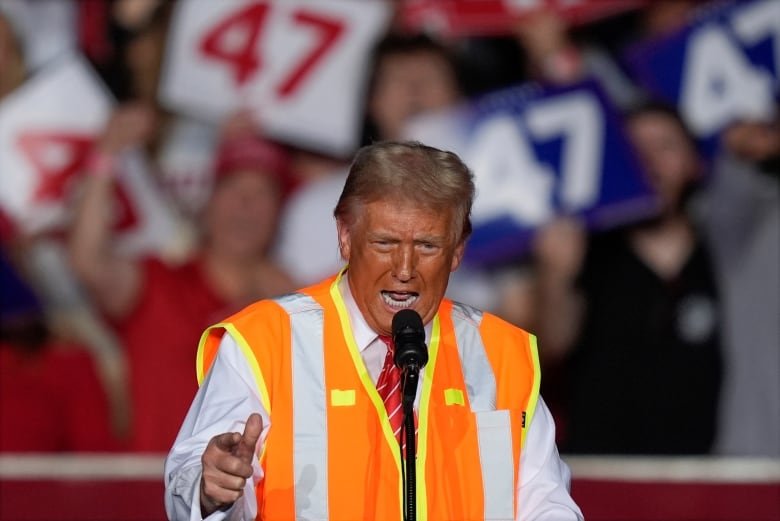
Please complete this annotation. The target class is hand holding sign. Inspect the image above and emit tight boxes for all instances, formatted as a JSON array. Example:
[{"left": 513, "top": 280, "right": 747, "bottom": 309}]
[
  {"left": 200, "top": 413, "right": 263, "bottom": 517},
  {"left": 97, "top": 103, "right": 157, "bottom": 155}
]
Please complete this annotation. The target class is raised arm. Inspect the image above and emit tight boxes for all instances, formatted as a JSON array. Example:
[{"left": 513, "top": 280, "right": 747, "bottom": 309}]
[
  {"left": 532, "top": 217, "right": 587, "bottom": 364},
  {"left": 68, "top": 103, "right": 155, "bottom": 318},
  {"left": 165, "top": 333, "right": 268, "bottom": 521}
]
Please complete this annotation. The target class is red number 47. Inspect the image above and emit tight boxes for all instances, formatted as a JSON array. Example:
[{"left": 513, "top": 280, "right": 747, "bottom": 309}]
[{"left": 199, "top": 2, "right": 345, "bottom": 99}]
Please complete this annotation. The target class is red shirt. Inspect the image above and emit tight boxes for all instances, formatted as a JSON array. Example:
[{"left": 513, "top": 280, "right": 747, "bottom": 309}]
[
  {"left": 117, "top": 258, "right": 234, "bottom": 452},
  {"left": 0, "top": 341, "right": 117, "bottom": 452}
]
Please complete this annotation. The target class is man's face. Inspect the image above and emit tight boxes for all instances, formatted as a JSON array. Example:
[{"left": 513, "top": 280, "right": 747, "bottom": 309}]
[{"left": 337, "top": 199, "right": 465, "bottom": 336}]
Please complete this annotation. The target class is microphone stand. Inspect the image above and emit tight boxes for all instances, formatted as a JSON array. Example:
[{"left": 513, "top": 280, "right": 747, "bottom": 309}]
[
  {"left": 392, "top": 309, "right": 428, "bottom": 521},
  {"left": 401, "top": 364, "right": 420, "bottom": 521}
]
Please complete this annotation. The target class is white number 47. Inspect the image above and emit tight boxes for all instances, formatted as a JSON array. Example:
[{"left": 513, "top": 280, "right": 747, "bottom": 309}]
[{"left": 467, "top": 91, "right": 604, "bottom": 227}]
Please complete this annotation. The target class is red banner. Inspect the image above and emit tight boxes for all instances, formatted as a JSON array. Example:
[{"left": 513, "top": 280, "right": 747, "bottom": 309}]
[{"left": 399, "top": 0, "right": 647, "bottom": 37}]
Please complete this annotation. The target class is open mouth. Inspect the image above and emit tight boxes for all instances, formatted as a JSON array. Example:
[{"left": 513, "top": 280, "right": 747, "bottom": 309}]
[{"left": 381, "top": 290, "right": 419, "bottom": 310}]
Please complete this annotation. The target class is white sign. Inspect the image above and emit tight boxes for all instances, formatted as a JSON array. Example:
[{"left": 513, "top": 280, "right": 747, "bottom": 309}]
[
  {"left": 0, "top": 53, "right": 182, "bottom": 258},
  {"left": 159, "top": 0, "right": 392, "bottom": 156},
  {"left": 0, "top": 53, "right": 112, "bottom": 234}
]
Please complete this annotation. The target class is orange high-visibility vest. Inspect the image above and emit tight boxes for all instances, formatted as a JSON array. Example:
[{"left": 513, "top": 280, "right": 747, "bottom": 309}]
[{"left": 197, "top": 273, "right": 540, "bottom": 521}]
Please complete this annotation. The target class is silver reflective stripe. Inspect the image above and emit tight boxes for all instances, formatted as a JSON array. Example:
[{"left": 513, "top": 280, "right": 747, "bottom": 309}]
[
  {"left": 275, "top": 293, "right": 329, "bottom": 521},
  {"left": 451, "top": 302, "right": 496, "bottom": 411},
  {"left": 475, "top": 410, "right": 515, "bottom": 521},
  {"left": 451, "top": 302, "right": 513, "bottom": 520}
]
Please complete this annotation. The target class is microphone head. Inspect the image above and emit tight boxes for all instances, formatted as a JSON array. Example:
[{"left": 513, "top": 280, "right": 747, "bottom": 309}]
[
  {"left": 392, "top": 309, "right": 428, "bottom": 369},
  {"left": 392, "top": 309, "right": 424, "bottom": 337}
]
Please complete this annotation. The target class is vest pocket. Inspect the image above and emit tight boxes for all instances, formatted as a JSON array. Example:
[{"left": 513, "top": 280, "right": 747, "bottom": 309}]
[{"left": 474, "top": 410, "right": 515, "bottom": 521}]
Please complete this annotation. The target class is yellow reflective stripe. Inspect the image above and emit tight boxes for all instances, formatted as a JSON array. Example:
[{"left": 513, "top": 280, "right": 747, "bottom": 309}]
[
  {"left": 415, "top": 314, "right": 440, "bottom": 521},
  {"left": 522, "top": 334, "right": 542, "bottom": 449},
  {"left": 195, "top": 323, "right": 272, "bottom": 416},
  {"left": 195, "top": 322, "right": 272, "bottom": 466},
  {"left": 195, "top": 326, "right": 210, "bottom": 385},
  {"left": 444, "top": 388, "right": 465, "bottom": 406},
  {"left": 328, "top": 269, "right": 404, "bottom": 515}
]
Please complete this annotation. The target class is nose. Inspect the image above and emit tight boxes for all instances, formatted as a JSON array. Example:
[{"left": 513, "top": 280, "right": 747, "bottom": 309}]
[{"left": 392, "top": 244, "right": 416, "bottom": 282}]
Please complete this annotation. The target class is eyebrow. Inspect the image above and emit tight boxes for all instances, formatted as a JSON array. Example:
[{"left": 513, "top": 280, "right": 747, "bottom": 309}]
[
  {"left": 367, "top": 231, "right": 398, "bottom": 241},
  {"left": 366, "top": 231, "right": 446, "bottom": 245},
  {"left": 414, "top": 236, "right": 445, "bottom": 246}
]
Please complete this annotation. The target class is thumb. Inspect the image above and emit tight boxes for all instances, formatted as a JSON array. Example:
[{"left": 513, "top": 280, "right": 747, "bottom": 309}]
[{"left": 234, "top": 413, "right": 263, "bottom": 462}]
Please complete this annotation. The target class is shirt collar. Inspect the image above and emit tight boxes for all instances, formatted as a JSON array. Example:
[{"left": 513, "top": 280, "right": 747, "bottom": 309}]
[
  {"left": 338, "top": 273, "right": 378, "bottom": 353},
  {"left": 337, "top": 271, "right": 433, "bottom": 352}
]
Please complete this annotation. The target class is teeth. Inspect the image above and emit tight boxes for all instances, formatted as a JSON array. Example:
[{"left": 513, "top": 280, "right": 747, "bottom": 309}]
[{"left": 381, "top": 292, "right": 418, "bottom": 309}]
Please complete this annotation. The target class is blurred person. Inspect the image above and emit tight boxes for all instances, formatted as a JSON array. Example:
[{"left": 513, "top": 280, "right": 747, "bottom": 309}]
[
  {"left": 362, "top": 32, "right": 462, "bottom": 144},
  {"left": 100, "top": 0, "right": 168, "bottom": 104},
  {"left": 68, "top": 104, "right": 295, "bottom": 452},
  {"left": 0, "top": 247, "right": 117, "bottom": 452},
  {"left": 512, "top": 8, "right": 644, "bottom": 110},
  {"left": 165, "top": 141, "right": 582, "bottom": 521},
  {"left": 0, "top": 11, "right": 25, "bottom": 100},
  {"left": 534, "top": 103, "right": 723, "bottom": 454},
  {"left": 702, "top": 117, "right": 780, "bottom": 456},
  {"left": 97, "top": 1, "right": 220, "bottom": 223},
  {"left": 640, "top": 0, "right": 698, "bottom": 39}
]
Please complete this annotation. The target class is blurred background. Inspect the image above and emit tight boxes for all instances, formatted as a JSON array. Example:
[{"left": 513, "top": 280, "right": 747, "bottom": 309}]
[{"left": 0, "top": 0, "right": 777, "bottom": 519}]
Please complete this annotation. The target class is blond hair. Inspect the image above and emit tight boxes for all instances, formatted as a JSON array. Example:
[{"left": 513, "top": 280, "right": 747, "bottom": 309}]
[{"left": 334, "top": 141, "right": 475, "bottom": 243}]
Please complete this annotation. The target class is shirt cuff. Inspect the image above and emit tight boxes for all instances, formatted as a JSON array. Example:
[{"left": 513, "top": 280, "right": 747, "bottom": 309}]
[{"left": 168, "top": 464, "right": 241, "bottom": 521}]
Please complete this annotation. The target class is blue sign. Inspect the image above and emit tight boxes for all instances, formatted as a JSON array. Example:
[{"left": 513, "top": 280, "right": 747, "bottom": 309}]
[
  {"left": 625, "top": 0, "right": 779, "bottom": 157},
  {"left": 455, "top": 80, "right": 656, "bottom": 266}
]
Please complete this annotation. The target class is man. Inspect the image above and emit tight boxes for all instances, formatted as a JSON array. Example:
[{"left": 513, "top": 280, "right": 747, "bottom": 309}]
[{"left": 165, "top": 142, "right": 582, "bottom": 520}]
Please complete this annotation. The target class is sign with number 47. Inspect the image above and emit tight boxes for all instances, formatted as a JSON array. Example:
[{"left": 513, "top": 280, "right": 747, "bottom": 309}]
[
  {"left": 405, "top": 81, "right": 657, "bottom": 266},
  {"left": 159, "top": 0, "right": 391, "bottom": 156}
]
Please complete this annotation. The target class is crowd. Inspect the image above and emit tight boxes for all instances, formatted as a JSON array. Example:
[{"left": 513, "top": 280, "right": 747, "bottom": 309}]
[{"left": 0, "top": 0, "right": 777, "bottom": 458}]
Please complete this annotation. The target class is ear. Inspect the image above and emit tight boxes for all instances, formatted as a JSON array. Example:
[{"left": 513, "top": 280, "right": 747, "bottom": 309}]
[
  {"left": 336, "top": 218, "right": 352, "bottom": 261},
  {"left": 450, "top": 240, "right": 466, "bottom": 272}
]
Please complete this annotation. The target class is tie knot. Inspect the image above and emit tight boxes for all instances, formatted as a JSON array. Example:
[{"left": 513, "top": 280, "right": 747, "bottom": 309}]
[{"left": 378, "top": 335, "right": 394, "bottom": 353}]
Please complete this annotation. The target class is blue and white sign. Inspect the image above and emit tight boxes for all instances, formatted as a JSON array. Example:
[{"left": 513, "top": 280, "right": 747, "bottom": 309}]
[
  {"left": 406, "top": 81, "right": 656, "bottom": 266},
  {"left": 625, "top": 0, "right": 779, "bottom": 157}
]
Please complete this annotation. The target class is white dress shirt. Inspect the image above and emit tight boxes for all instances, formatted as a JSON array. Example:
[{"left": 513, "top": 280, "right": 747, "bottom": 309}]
[{"left": 164, "top": 275, "right": 583, "bottom": 521}]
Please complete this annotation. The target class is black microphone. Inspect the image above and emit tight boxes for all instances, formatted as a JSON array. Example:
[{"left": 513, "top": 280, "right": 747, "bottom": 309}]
[
  {"left": 392, "top": 309, "right": 428, "bottom": 409},
  {"left": 392, "top": 309, "right": 426, "bottom": 521},
  {"left": 392, "top": 309, "right": 428, "bottom": 371}
]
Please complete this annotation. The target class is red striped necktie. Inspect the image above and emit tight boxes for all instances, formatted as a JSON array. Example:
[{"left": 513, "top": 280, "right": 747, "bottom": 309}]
[{"left": 376, "top": 335, "right": 403, "bottom": 444}]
